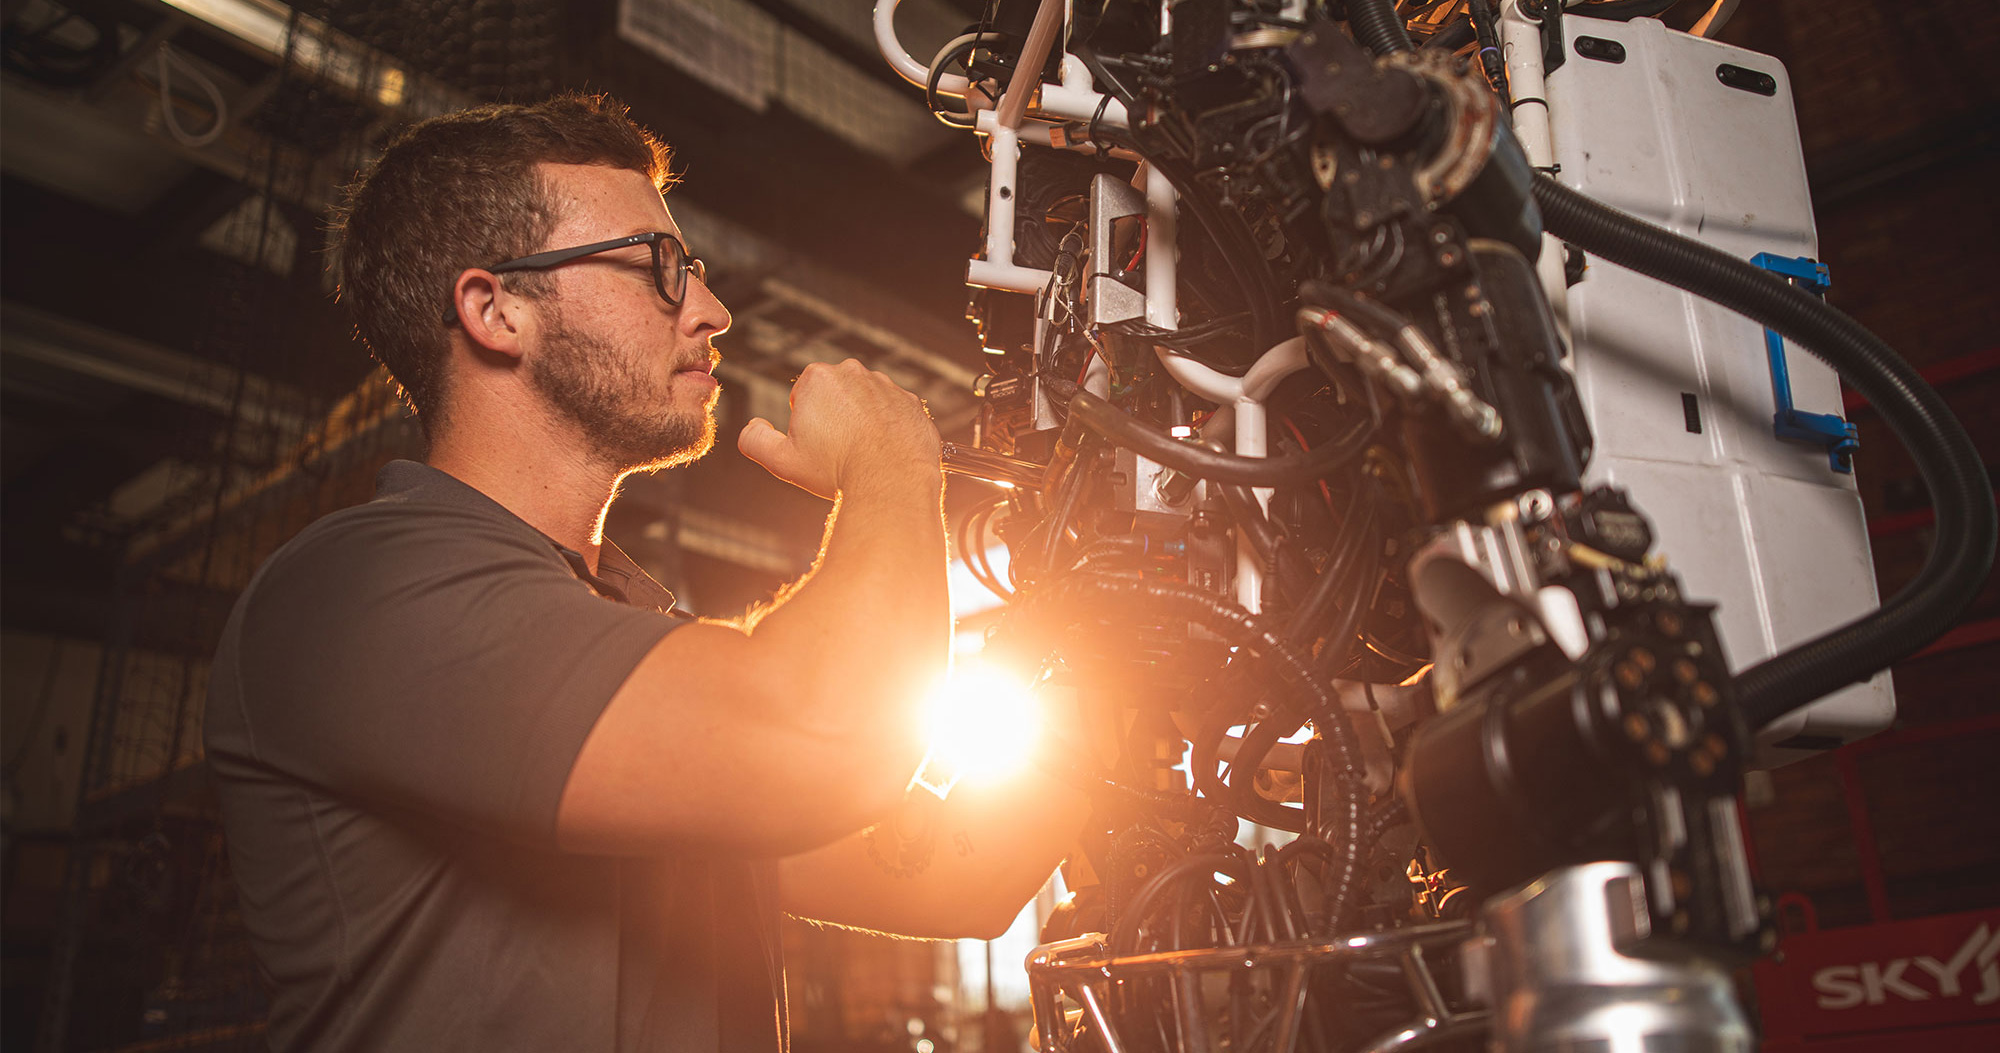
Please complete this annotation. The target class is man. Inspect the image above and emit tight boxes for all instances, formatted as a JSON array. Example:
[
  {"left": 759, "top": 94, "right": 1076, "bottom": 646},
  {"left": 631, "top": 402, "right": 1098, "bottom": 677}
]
[{"left": 205, "top": 93, "right": 1084, "bottom": 1052}]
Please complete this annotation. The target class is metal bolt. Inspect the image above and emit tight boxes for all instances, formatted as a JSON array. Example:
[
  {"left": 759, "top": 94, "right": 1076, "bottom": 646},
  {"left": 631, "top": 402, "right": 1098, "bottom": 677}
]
[{"left": 1623, "top": 712, "right": 1650, "bottom": 741}]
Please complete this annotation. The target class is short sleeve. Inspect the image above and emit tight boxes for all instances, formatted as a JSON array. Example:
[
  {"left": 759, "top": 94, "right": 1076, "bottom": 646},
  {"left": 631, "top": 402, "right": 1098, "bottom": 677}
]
[{"left": 217, "top": 502, "right": 683, "bottom": 844}]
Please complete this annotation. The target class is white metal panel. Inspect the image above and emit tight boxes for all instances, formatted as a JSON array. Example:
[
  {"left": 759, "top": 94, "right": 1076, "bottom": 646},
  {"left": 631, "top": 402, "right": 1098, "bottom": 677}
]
[{"left": 1544, "top": 17, "right": 1893, "bottom": 765}]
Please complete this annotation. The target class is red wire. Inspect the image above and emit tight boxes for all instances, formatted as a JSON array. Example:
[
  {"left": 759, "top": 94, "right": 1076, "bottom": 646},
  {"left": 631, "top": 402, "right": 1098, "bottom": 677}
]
[{"left": 1281, "top": 416, "right": 1339, "bottom": 516}]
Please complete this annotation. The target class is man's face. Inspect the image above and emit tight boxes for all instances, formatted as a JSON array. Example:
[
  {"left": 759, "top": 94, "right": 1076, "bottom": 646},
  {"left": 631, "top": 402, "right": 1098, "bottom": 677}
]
[{"left": 524, "top": 163, "right": 732, "bottom": 473}]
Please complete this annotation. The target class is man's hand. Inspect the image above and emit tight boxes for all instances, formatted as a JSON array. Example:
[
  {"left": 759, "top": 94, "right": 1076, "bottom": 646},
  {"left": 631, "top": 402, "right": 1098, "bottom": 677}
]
[{"left": 737, "top": 359, "right": 941, "bottom": 500}]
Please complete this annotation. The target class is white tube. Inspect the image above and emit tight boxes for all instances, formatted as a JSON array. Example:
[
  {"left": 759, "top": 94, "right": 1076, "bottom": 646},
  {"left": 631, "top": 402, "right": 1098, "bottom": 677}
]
[
  {"left": 985, "top": 123, "right": 1020, "bottom": 267},
  {"left": 1143, "top": 163, "right": 1178, "bottom": 331},
  {"left": 875, "top": 0, "right": 970, "bottom": 95},
  {"left": 1039, "top": 83, "right": 1130, "bottom": 126},
  {"left": 876, "top": 0, "right": 1131, "bottom": 124},
  {"left": 996, "top": 0, "right": 1064, "bottom": 130},
  {"left": 1499, "top": 1, "right": 1569, "bottom": 331},
  {"left": 1061, "top": 53, "right": 1090, "bottom": 92},
  {"left": 1153, "top": 338, "right": 1311, "bottom": 613},
  {"left": 1690, "top": 0, "right": 1741, "bottom": 38},
  {"left": 965, "top": 122, "right": 1056, "bottom": 293}
]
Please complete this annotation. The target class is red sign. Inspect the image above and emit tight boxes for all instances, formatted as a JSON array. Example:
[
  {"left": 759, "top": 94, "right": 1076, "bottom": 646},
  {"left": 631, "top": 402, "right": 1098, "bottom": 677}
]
[{"left": 1755, "top": 907, "right": 2000, "bottom": 1041}]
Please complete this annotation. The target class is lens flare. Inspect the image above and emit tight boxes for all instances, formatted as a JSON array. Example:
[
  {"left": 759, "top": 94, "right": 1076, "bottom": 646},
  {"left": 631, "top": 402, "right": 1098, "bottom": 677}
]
[{"left": 920, "top": 664, "right": 1042, "bottom": 788}]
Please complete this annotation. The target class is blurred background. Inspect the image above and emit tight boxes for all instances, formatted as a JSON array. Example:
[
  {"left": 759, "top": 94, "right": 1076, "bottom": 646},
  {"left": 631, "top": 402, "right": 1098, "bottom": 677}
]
[{"left": 1, "top": 0, "right": 1994, "bottom": 1050}]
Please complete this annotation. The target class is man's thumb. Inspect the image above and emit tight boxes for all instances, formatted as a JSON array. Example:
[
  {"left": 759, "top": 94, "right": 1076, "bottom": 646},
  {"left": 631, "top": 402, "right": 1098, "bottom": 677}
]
[
  {"left": 737, "top": 417, "right": 786, "bottom": 466},
  {"left": 737, "top": 417, "right": 835, "bottom": 499}
]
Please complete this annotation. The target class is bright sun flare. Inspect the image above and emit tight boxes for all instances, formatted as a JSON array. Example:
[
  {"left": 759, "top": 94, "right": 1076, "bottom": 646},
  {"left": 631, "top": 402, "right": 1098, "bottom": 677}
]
[{"left": 922, "top": 664, "right": 1043, "bottom": 788}]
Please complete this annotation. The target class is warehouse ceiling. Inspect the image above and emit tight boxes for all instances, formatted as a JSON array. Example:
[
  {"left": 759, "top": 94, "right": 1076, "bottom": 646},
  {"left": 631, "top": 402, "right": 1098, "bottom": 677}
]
[{"left": 1, "top": 0, "right": 995, "bottom": 634}]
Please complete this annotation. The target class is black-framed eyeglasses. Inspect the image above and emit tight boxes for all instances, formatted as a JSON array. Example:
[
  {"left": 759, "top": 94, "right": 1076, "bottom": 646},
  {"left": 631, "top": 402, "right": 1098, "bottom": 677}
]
[{"left": 441, "top": 231, "right": 707, "bottom": 325}]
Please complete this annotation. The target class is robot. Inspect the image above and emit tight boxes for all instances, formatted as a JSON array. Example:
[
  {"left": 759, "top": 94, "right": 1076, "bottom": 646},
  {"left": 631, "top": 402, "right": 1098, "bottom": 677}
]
[{"left": 874, "top": 2, "right": 1994, "bottom": 1048}]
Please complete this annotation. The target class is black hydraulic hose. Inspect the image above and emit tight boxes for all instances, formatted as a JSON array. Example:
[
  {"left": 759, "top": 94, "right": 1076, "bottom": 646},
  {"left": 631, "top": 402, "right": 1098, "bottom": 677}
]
[
  {"left": 1347, "top": 0, "right": 1416, "bottom": 55},
  {"left": 1532, "top": 175, "right": 1997, "bottom": 729},
  {"left": 1216, "top": 481, "right": 1287, "bottom": 567},
  {"left": 1311, "top": 540, "right": 1383, "bottom": 680},
  {"left": 1215, "top": 482, "right": 1317, "bottom": 592},
  {"left": 1036, "top": 573, "right": 1369, "bottom": 926},
  {"left": 1089, "top": 122, "right": 1285, "bottom": 350},
  {"left": 1228, "top": 713, "right": 1310, "bottom": 833},
  {"left": 1421, "top": 19, "right": 1477, "bottom": 52},
  {"left": 1069, "top": 390, "right": 1373, "bottom": 486},
  {"left": 1285, "top": 489, "right": 1381, "bottom": 644},
  {"left": 1109, "top": 853, "right": 1246, "bottom": 954}
]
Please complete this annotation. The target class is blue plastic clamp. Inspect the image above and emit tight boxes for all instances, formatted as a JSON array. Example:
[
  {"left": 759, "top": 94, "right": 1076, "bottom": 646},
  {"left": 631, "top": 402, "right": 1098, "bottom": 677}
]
[{"left": 1751, "top": 252, "right": 1859, "bottom": 473}]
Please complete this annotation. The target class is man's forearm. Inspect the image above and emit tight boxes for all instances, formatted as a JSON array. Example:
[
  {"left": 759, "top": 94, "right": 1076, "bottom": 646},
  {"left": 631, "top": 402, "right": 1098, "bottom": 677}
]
[
  {"left": 780, "top": 764, "right": 1090, "bottom": 940},
  {"left": 742, "top": 475, "right": 950, "bottom": 806}
]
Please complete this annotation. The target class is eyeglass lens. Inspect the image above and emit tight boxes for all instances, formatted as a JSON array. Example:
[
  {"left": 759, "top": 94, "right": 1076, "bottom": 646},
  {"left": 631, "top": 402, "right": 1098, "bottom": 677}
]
[{"left": 652, "top": 236, "right": 705, "bottom": 306}]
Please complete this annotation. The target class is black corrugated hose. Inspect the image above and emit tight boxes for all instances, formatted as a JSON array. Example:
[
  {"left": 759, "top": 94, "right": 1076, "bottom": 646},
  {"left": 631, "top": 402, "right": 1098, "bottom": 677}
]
[
  {"left": 1532, "top": 174, "right": 1996, "bottom": 730},
  {"left": 1032, "top": 572, "right": 1370, "bottom": 930},
  {"left": 1347, "top": 0, "right": 1416, "bottom": 55}
]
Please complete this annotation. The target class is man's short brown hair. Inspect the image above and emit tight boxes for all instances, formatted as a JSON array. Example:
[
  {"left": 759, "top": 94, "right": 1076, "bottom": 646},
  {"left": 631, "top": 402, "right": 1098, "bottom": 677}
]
[{"left": 332, "top": 93, "right": 674, "bottom": 430}]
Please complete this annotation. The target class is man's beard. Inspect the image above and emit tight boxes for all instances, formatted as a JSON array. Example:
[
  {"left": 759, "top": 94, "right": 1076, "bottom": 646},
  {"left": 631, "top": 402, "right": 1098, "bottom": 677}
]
[{"left": 531, "top": 302, "right": 718, "bottom": 473}]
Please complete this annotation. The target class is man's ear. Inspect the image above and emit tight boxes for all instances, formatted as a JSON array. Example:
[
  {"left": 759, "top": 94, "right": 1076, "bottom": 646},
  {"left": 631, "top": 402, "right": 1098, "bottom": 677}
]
[{"left": 451, "top": 268, "right": 527, "bottom": 360}]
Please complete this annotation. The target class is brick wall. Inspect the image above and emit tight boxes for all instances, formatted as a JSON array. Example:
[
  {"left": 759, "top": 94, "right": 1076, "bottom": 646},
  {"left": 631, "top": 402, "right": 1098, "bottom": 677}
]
[{"left": 1720, "top": 0, "right": 2000, "bottom": 932}]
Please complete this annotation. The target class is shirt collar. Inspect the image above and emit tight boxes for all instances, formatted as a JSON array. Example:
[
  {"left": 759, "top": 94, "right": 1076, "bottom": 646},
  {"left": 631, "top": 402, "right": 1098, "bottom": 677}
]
[{"left": 374, "top": 459, "right": 682, "bottom": 614}]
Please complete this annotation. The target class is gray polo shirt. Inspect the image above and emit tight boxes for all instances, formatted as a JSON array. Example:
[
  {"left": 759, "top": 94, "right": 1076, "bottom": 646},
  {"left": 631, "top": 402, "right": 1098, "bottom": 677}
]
[{"left": 206, "top": 460, "right": 784, "bottom": 1052}]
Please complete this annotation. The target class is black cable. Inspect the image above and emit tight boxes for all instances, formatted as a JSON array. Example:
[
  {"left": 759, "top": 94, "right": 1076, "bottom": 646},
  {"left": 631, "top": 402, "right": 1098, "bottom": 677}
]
[
  {"left": 1310, "top": 535, "right": 1382, "bottom": 681},
  {"left": 925, "top": 38, "right": 982, "bottom": 128},
  {"left": 1531, "top": 174, "right": 1997, "bottom": 728},
  {"left": 1071, "top": 41, "right": 1139, "bottom": 109},
  {"left": 1069, "top": 390, "right": 1373, "bottom": 486},
  {"left": 1022, "top": 445, "right": 1096, "bottom": 586},
  {"left": 1110, "top": 853, "right": 1246, "bottom": 954},
  {"left": 1094, "top": 127, "right": 1286, "bottom": 353},
  {"left": 1420, "top": 19, "right": 1477, "bottom": 51},
  {"left": 1032, "top": 574, "right": 1370, "bottom": 927},
  {"left": 1284, "top": 486, "right": 1381, "bottom": 645},
  {"left": 1347, "top": 0, "right": 1417, "bottom": 54},
  {"left": 1214, "top": 481, "right": 1316, "bottom": 594},
  {"left": 957, "top": 493, "right": 1013, "bottom": 601},
  {"left": 1227, "top": 714, "right": 1310, "bottom": 832}
]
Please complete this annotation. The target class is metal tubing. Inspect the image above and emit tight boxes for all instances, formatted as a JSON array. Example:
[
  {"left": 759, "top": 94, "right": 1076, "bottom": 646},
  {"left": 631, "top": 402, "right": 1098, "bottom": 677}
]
[
  {"left": 1143, "top": 163, "right": 1178, "bottom": 330},
  {"left": 1498, "top": 1, "right": 1569, "bottom": 328},
  {"left": 996, "top": 0, "right": 1064, "bottom": 131},
  {"left": 1153, "top": 338, "right": 1309, "bottom": 612},
  {"left": 1073, "top": 983, "right": 1125, "bottom": 1053},
  {"left": 873, "top": 0, "right": 970, "bottom": 95}
]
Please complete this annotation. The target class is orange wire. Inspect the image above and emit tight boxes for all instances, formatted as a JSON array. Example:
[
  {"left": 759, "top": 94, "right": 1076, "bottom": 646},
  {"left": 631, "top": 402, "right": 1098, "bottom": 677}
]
[{"left": 1281, "top": 416, "right": 1339, "bottom": 518}]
